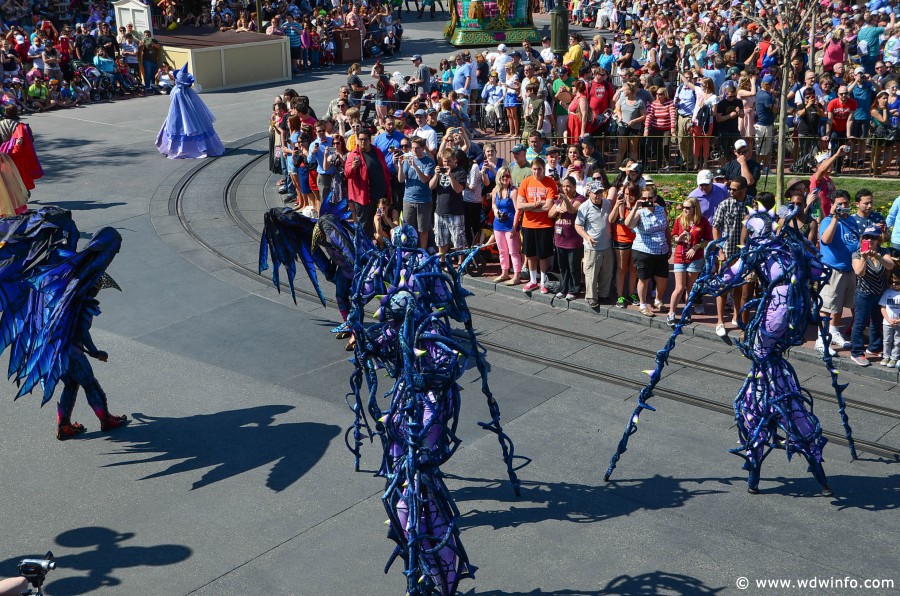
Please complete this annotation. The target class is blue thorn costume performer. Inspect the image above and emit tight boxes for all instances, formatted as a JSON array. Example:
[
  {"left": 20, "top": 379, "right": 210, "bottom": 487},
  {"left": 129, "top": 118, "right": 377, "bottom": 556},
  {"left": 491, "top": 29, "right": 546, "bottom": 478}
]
[
  {"left": 604, "top": 202, "right": 853, "bottom": 496},
  {"left": 260, "top": 197, "right": 523, "bottom": 594},
  {"left": 0, "top": 207, "right": 127, "bottom": 440}
]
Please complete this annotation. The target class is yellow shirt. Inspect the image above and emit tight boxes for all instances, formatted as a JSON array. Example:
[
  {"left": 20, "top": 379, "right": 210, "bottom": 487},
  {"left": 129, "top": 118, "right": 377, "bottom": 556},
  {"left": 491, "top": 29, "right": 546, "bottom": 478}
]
[{"left": 564, "top": 44, "right": 583, "bottom": 75}]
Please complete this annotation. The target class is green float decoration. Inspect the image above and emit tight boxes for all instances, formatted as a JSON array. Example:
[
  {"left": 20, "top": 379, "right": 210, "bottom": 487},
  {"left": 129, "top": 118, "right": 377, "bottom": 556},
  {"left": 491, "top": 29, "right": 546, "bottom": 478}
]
[{"left": 444, "top": 0, "right": 540, "bottom": 47}]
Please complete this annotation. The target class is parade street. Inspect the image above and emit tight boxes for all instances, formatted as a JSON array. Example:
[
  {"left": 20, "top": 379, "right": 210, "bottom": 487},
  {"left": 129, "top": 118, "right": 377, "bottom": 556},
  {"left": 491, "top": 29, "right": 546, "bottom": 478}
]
[{"left": 0, "top": 17, "right": 897, "bottom": 596}]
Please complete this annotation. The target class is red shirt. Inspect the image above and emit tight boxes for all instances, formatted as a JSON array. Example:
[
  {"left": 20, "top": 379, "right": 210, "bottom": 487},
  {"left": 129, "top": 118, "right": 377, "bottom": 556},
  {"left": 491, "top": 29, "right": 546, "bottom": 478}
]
[
  {"left": 588, "top": 80, "right": 613, "bottom": 115},
  {"left": 672, "top": 217, "right": 713, "bottom": 263},
  {"left": 827, "top": 97, "right": 857, "bottom": 133}
]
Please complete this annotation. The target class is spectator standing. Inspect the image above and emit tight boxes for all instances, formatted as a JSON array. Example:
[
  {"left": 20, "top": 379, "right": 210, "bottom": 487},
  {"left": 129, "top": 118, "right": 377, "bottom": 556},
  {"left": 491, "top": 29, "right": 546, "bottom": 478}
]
[
  {"left": 825, "top": 86, "right": 856, "bottom": 175},
  {"left": 643, "top": 87, "right": 675, "bottom": 171},
  {"left": 429, "top": 147, "right": 467, "bottom": 254},
  {"left": 575, "top": 180, "right": 614, "bottom": 307},
  {"left": 849, "top": 67, "right": 876, "bottom": 167},
  {"left": 516, "top": 157, "right": 558, "bottom": 293},
  {"left": 857, "top": 12, "right": 896, "bottom": 75},
  {"left": 712, "top": 175, "right": 751, "bottom": 336},
  {"left": 141, "top": 31, "right": 161, "bottom": 92},
  {"left": 754, "top": 74, "right": 777, "bottom": 167},
  {"left": 849, "top": 227, "right": 895, "bottom": 366},
  {"left": 550, "top": 176, "right": 586, "bottom": 301},
  {"left": 609, "top": 181, "right": 640, "bottom": 309},
  {"left": 490, "top": 165, "right": 521, "bottom": 285},
  {"left": 851, "top": 188, "right": 888, "bottom": 237},
  {"left": 624, "top": 186, "right": 670, "bottom": 317},
  {"left": 461, "top": 149, "right": 483, "bottom": 246},
  {"left": 723, "top": 140, "right": 762, "bottom": 197},
  {"left": 715, "top": 82, "right": 744, "bottom": 157},
  {"left": 667, "top": 196, "right": 712, "bottom": 326},
  {"left": 887, "top": 195, "right": 900, "bottom": 257},
  {"left": 408, "top": 54, "right": 431, "bottom": 96},
  {"left": 674, "top": 68, "right": 698, "bottom": 170},
  {"left": 508, "top": 143, "right": 530, "bottom": 186},
  {"left": 397, "top": 136, "right": 435, "bottom": 249},
  {"left": 309, "top": 123, "right": 335, "bottom": 207},
  {"left": 688, "top": 169, "right": 728, "bottom": 220},
  {"left": 411, "top": 108, "right": 437, "bottom": 153},
  {"left": 345, "top": 129, "right": 392, "bottom": 239},
  {"left": 880, "top": 271, "right": 900, "bottom": 368},
  {"left": 817, "top": 190, "right": 860, "bottom": 354}
]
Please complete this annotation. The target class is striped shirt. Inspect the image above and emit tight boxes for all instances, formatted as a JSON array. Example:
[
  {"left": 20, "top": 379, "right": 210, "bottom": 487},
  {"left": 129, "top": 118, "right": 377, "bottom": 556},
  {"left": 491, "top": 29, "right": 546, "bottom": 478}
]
[
  {"left": 644, "top": 99, "right": 676, "bottom": 135},
  {"left": 854, "top": 252, "right": 890, "bottom": 296}
]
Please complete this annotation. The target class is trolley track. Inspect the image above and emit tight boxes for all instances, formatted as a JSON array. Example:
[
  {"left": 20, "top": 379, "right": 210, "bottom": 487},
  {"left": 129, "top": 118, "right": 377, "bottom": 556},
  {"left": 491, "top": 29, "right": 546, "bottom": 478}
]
[{"left": 171, "top": 147, "right": 900, "bottom": 461}]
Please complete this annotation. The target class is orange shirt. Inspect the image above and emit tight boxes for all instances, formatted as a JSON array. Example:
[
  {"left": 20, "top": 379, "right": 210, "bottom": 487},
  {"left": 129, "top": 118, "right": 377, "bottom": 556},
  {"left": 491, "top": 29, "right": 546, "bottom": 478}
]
[
  {"left": 611, "top": 205, "right": 637, "bottom": 244},
  {"left": 518, "top": 175, "right": 558, "bottom": 229}
]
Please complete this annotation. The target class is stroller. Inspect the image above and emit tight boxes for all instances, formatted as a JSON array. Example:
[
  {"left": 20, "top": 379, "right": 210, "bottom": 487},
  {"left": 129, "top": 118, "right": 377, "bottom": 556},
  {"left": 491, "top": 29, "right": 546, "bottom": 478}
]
[{"left": 72, "top": 61, "right": 114, "bottom": 102}]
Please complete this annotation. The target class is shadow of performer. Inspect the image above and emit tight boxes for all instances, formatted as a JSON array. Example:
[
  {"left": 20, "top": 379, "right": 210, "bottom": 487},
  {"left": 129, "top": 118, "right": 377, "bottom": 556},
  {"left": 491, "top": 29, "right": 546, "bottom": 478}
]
[{"left": 102, "top": 405, "right": 341, "bottom": 491}]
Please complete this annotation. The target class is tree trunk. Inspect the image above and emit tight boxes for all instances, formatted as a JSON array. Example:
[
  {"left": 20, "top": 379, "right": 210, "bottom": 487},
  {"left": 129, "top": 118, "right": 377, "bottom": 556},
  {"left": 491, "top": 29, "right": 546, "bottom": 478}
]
[{"left": 775, "top": 60, "right": 790, "bottom": 206}]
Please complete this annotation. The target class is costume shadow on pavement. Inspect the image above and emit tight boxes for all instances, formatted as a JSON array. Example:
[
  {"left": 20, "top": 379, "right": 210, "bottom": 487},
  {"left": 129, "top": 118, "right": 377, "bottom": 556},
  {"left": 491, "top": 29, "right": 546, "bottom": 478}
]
[
  {"left": 0, "top": 526, "right": 192, "bottom": 594},
  {"left": 765, "top": 473, "right": 900, "bottom": 511},
  {"left": 100, "top": 405, "right": 340, "bottom": 491},
  {"left": 447, "top": 474, "right": 731, "bottom": 530},
  {"left": 462, "top": 570, "right": 726, "bottom": 595}
]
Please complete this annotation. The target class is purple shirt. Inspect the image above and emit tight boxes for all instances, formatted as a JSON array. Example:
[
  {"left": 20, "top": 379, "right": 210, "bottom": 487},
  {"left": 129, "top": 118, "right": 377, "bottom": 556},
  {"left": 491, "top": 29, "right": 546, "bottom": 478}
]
[
  {"left": 553, "top": 195, "right": 585, "bottom": 250},
  {"left": 688, "top": 182, "right": 728, "bottom": 220}
]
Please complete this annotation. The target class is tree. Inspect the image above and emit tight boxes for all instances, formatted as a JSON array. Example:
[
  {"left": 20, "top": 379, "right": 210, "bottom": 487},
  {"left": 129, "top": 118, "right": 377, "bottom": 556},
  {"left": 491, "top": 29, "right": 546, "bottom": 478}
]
[{"left": 746, "top": 0, "right": 819, "bottom": 204}]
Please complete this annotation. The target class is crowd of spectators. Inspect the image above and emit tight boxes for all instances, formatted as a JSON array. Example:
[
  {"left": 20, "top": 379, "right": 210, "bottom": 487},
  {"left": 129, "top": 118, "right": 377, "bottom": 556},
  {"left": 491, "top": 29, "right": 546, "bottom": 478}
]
[
  {"left": 270, "top": 42, "right": 900, "bottom": 364},
  {"left": 0, "top": 18, "right": 168, "bottom": 113}
]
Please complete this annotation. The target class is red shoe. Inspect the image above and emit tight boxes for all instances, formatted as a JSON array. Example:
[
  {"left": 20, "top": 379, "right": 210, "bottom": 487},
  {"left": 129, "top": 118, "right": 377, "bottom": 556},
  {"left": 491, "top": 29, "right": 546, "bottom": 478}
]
[
  {"left": 57, "top": 421, "right": 87, "bottom": 441},
  {"left": 100, "top": 414, "right": 129, "bottom": 432}
]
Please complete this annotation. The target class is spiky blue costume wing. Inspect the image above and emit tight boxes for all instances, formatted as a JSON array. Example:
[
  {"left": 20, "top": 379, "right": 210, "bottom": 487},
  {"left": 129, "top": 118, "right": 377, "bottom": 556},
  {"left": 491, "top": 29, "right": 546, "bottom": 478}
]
[
  {"left": 0, "top": 208, "right": 121, "bottom": 405},
  {"left": 258, "top": 193, "right": 356, "bottom": 306}
]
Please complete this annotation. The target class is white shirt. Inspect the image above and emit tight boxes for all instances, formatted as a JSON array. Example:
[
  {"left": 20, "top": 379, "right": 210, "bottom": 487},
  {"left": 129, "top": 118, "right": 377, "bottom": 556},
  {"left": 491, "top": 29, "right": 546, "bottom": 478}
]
[{"left": 413, "top": 125, "right": 437, "bottom": 152}]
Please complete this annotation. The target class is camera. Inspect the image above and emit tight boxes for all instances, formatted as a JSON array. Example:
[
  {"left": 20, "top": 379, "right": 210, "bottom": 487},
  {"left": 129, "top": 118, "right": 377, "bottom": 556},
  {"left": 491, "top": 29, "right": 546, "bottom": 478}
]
[
  {"left": 19, "top": 551, "right": 55, "bottom": 591},
  {"left": 640, "top": 199, "right": 654, "bottom": 208},
  {"left": 835, "top": 206, "right": 851, "bottom": 215}
]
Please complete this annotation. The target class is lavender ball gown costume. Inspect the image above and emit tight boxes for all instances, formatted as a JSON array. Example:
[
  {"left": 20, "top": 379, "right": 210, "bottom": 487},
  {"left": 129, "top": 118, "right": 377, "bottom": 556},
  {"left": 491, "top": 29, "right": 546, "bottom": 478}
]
[{"left": 156, "top": 65, "right": 224, "bottom": 159}]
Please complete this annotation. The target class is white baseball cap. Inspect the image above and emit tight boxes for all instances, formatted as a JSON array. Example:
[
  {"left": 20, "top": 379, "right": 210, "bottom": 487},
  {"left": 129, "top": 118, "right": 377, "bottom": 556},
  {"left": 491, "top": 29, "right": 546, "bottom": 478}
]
[
  {"left": 734, "top": 139, "right": 748, "bottom": 151},
  {"left": 498, "top": 44, "right": 507, "bottom": 52},
  {"left": 697, "top": 169, "right": 714, "bottom": 185}
]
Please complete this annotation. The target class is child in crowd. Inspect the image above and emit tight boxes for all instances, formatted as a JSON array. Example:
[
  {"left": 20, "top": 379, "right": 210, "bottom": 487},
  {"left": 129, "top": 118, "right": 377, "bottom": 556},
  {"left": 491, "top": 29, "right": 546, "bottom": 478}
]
[
  {"left": 881, "top": 271, "right": 900, "bottom": 368},
  {"left": 73, "top": 77, "right": 92, "bottom": 104},
  {"left": 373, "top": 196, "right": 399, "bottom": 247}
]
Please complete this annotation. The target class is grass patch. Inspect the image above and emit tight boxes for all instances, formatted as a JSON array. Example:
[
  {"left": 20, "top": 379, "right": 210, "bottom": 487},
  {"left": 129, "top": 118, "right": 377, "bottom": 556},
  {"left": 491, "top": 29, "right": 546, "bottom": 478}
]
[{"left": 650, "top": 173, "right": 897, "bottom": 215}]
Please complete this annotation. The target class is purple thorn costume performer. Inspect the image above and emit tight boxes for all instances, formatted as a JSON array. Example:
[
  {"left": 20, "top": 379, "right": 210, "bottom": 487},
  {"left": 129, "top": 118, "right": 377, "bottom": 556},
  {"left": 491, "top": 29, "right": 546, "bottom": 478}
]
[
  {"left": 155, "top": 65, "right": 224, "bottom": 159},
  {"left": 605, "top": 202, "right": 848, "bottom": 496}
]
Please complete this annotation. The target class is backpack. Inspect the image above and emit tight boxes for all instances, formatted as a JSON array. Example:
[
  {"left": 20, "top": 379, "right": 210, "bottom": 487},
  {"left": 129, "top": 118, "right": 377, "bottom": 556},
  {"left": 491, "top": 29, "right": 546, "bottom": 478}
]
[
  {"left": 381, "top": 77, "right": 395, "bottom": 100},
  {"left": 696, "top": 103, "right": 712, "bottom": 131}
]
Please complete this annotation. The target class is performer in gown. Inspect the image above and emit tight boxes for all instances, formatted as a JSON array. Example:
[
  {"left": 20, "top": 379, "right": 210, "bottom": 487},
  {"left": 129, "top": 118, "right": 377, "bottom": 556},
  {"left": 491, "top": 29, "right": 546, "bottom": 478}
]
[
  {"left": 0, "top": 105, "right": 43, "bottom": 191},
  {"left": 0, "top": 152, "right": 29, "bottom": 216},
  {"left": 156, "top": 64, "right": 225, "bottom": 159}
]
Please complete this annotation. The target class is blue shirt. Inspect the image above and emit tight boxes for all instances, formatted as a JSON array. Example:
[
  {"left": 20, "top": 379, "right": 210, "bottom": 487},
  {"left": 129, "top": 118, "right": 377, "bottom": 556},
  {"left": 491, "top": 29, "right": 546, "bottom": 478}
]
[
  {"left": 819, "top": 215, "right": 860, "bottom": 271},
  {"left": 451, "top": 62, "right": 471, "bottom": 92},
  {"left": 402, "top": 155, "right": 436, "bottom": 204},
  {"left": 851, "top": 82, "right": 875, "bottom": 121},
  {"left": 308, "top": 136, "right": 334, "bottom": 175},
  {"left": 373, "top": 130, "right": 405, "bottom": 175},
  {"left": 887, "top": 196, "right": 900, "bottom": 246},
  {"left": 631, "top": 205, "right": 670, "bottom": 255},
  {"left": 675, "top": 84, "right": 696, "bottom": 117},
  {"left": 702, "top": 67, "right": 726, "bottom": 92},
  {"left": 598, "top": 53, "right": 616, "bottom": 74},
  {"left": 755, "top": 89, "right": 776, "bottom": 126}
]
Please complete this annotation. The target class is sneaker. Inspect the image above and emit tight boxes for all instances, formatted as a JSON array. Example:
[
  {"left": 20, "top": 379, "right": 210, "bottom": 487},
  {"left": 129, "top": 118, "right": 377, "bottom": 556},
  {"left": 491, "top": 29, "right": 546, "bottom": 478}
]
[
  {"left": 565, "top": 293, "right": 577, "bottom": 301},
  {"left": 881, "top": 358, "right": 895, "bottom": 367},
  {"left": 815, "top": 338, "right": 837, "bottom": 356},
  {"left": 628, "top": 293, "right": 639, "bottom": 305},
  {"left": 616, "top": 296, "right": 627, "bottom": 309},
  {"left": 666, "top": 312, "right": 676, "bottom": 328},
  {"left": 849, "top": 354, "right": 871, "bottom": 367},
  {"left": 540, "top": 285, "right": 550, "bottom": 294},
  {"left": 277, "top": 186, "right": 289, "bottom": 195},
  {"left": 56, "top": 421, "right": 87, "bottom": 441},
  {"left": 830, "top": 329, "right": 851, "bottom": 349},
  {"left": 522, "top": 282, "right": 539, "bottom": 292},
  {"left": 653, "top": 299, "right": 666, "bottom": 312},
  {"left": 715, "top": 323, "right": 727, "bottom": 337},
  {"left": 100, "top": 414, "right": 129, "bottom": 432},
  {"left": 555, "top": 292, "right": 566, "bottom": 299},
  {"left": 638, "top": 305, "right": 655, "bottom": 317},
  {"left": 865, "top": 349, "right": 882, "bottom": 358}
]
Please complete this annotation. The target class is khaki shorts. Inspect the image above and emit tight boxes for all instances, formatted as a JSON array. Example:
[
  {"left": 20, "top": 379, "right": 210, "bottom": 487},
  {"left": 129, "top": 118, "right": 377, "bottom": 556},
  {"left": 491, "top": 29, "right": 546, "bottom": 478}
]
[{"left": 818, "top": 268, "right": 856, "bottom": 315}]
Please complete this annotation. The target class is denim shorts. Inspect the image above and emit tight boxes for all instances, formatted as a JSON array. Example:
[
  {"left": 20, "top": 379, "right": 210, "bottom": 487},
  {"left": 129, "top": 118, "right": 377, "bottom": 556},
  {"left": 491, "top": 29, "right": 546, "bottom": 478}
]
[{"left": 674, "top": 260, "right": 703, "bottom": 273}]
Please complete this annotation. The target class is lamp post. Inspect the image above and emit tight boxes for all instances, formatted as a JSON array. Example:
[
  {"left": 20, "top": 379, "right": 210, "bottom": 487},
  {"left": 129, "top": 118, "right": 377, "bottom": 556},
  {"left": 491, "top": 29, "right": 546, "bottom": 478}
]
[{"left": 550, "top": 0, "right": 568, "bottom": 60}]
